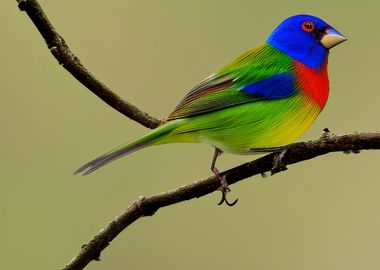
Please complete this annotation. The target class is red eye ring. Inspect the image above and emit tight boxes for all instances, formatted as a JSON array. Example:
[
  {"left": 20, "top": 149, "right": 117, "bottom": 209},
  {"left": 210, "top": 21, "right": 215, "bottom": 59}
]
[{"left": 302, "top": 21, "right": 315, "bottom": 32}]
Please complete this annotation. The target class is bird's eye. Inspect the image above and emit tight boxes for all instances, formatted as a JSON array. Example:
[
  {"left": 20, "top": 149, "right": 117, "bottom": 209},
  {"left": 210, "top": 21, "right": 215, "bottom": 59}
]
[{"left": 302, "top": 21, "right": 315, "bottom": 32}]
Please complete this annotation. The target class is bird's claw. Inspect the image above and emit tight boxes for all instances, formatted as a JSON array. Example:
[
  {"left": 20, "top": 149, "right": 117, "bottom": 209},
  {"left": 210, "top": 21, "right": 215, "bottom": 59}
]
[
  {"left": 211, "top": 148, "right": 238, "bottom": 206},
  {"left": 271, "top": 149, "right": 288, "bottom": 175},
  {"left": 217, "top": 186, "right": 238, "bottom": 206},
  {"left": 217, "top": 175, "right": 238, "bottom": 206}
]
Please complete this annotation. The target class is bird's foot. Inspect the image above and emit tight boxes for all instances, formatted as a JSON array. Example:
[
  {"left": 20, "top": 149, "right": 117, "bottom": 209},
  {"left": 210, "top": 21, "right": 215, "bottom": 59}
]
[
  {"left": 211, "top": 148, "right": 238, "bottom": 206},
  {"left": 271, "top": 149, "right": 288, "bottom": 175},
  {"left": 216, "top": 174, "right": 238, "bottom": 207}
]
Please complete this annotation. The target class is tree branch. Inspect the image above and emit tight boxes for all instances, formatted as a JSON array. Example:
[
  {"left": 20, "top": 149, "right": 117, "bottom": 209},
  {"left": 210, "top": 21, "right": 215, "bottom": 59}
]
[
  {"left": 60, "top": 131, "right": 380, "bottom": 270},
  {"left": 15, "top": 1, "right": 380, "bottom": 270},
  {"left": 16, "top": 0, "right": 162, "bottom": 129}
]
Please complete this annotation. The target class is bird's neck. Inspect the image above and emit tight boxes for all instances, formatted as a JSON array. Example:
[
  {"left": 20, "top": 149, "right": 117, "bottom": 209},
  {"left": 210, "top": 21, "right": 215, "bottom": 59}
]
[
  {"left": 266, "top": 41, "right": 328, "bottom": 69},
  {"left": 293, "top": 59, "right": 329, "bottom": 109}
]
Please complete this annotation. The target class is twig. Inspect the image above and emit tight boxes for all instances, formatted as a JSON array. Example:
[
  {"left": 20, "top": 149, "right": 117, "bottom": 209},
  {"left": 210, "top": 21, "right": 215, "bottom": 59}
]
[
  {"left": 16, "top": 0, "right": 162, "bottom": 129},
  {"left": 61, "top": 132, "right": 380, "bottom": 270}
]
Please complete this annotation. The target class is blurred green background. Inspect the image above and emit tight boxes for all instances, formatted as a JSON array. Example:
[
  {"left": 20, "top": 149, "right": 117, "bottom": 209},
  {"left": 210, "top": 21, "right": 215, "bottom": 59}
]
[{"left": 2, "top": 0, "right": 380, "bottom": 269}]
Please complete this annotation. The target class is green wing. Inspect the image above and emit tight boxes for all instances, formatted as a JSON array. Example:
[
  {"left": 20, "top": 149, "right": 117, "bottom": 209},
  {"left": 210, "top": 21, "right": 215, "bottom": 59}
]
[{"left": 167, "top": 44, "right": 295, "bottom": 121}]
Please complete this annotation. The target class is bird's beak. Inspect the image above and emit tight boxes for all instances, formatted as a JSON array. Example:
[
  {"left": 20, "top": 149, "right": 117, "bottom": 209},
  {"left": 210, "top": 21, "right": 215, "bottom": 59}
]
[{"left": 320, "top": 28, "right": 347, "bottom": 49}]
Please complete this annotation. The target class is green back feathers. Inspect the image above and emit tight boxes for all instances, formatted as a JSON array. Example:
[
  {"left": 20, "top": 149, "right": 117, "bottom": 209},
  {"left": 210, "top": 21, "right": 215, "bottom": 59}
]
[{"left": 167, "top": 44, "right": 293, "bottom": 120}]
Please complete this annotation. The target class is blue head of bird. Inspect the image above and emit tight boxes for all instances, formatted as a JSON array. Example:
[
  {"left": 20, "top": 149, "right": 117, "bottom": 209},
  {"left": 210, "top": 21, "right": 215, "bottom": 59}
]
[{"left": 266, "top": 14, "right": 346, "bottom": 68}]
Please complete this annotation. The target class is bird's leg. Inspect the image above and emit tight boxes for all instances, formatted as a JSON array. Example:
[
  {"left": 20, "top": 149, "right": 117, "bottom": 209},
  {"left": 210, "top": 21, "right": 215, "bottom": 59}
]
[
  {"left": 211, "top": 148, "right": 238, "bottom": 206},
  {"left": 271, "top": 149, "right": 288, "bottom": 175},
  {"left": 250, "top": 146, "right": 288, "bottom": 175}
]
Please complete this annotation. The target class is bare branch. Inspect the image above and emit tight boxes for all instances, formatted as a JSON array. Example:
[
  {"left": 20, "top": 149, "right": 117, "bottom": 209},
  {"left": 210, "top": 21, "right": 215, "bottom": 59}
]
[
  {"left": 16, "top": 0, "right": 162, "bottom": 129},
  {"left": 61, "top": 132, "right": 380, "bottom": 270}
]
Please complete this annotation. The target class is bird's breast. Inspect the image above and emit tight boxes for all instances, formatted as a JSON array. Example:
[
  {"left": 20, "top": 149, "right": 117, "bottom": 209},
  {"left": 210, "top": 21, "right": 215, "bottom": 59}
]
[{"left": 293, "top": 60, "right": 329, "bottom": 109}]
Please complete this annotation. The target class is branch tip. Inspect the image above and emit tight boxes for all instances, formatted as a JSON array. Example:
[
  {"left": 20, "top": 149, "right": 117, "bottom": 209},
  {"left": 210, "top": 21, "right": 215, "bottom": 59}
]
[{"left": 17, "top": 0, "right": 27, "bottom": 11}]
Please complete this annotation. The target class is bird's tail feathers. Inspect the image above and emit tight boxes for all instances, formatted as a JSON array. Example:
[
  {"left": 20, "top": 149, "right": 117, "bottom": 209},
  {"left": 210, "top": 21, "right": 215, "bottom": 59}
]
[{"left": 74, "top": 121, "right": 179, "bottom": 175}]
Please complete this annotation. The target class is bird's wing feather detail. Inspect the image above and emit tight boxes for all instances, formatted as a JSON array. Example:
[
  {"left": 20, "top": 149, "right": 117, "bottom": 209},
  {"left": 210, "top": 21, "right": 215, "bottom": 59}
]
[
  {"left": 240, "top": 73, "right": 296, "bottom": 98},
  {"left": 167, "top": 44, "right": 297, "bottom": 120}
]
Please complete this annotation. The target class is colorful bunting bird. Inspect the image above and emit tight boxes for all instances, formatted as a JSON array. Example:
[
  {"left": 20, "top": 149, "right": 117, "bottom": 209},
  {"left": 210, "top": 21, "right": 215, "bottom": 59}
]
[{"left": 75, "top": 14, "right": 346, "bottom": 206}]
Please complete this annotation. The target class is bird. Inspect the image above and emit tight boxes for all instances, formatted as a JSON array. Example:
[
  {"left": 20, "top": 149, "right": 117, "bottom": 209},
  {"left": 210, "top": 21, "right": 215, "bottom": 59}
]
[{"left": 75, "top": 14, "right": 346, "bottom": 206}]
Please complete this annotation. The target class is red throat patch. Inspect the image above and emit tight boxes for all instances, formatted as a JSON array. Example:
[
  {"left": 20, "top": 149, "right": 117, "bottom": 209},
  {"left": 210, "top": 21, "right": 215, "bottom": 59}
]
[{"left": 293, "top": 60, "right": 329, "bottom": 109}]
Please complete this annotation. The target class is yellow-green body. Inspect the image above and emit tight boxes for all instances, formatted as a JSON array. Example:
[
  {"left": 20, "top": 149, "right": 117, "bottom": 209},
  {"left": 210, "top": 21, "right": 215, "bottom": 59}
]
[{"left": 159, "top": 94, "right": 321, "bottom": 154}]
